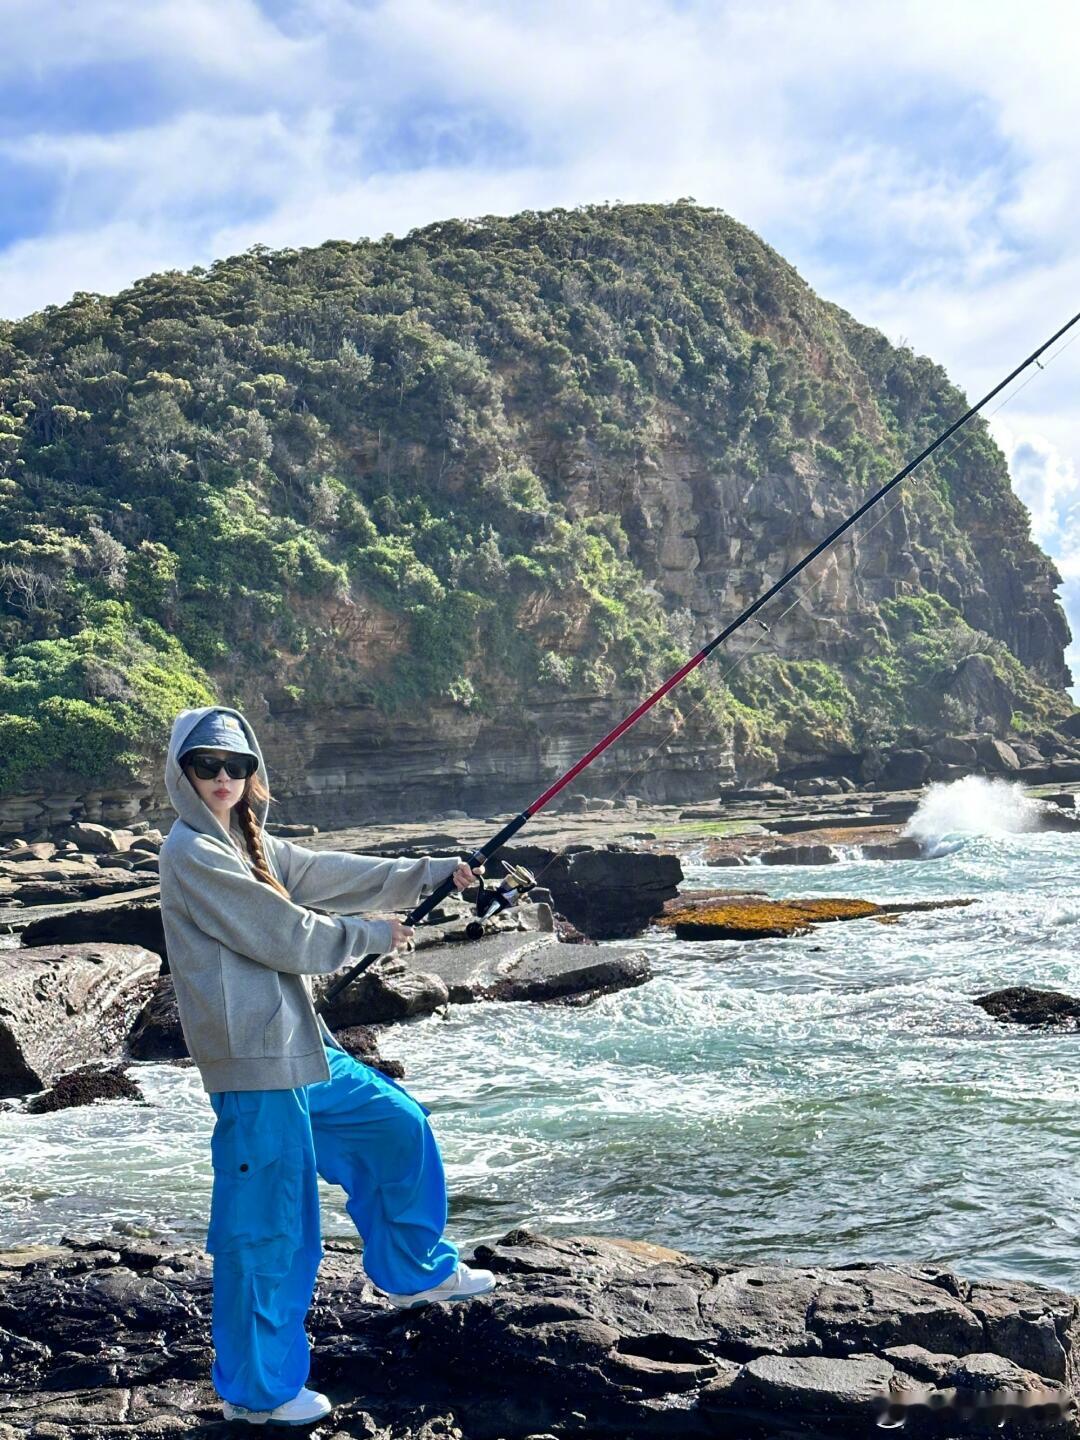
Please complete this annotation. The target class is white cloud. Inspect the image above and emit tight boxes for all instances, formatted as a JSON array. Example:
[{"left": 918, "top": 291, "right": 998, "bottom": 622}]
[{"left": 0, "top": 0, "right": 312, "bottom": 89}]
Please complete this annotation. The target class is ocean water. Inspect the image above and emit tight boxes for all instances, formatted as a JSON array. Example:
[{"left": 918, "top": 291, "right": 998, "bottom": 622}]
[{"left": 3, "top": 776, "right": 1080, "bottom": 1296}]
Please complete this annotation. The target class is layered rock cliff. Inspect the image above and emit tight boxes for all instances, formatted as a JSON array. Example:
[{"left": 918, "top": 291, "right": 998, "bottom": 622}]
[{"left": 0, "top": 201, "right": 1073, "bottom": 830}]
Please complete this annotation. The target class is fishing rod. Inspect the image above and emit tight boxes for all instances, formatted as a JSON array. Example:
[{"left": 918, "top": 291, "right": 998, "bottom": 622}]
[{"left": 322, "top": 307, "right": 1080, "bottom": 1008}]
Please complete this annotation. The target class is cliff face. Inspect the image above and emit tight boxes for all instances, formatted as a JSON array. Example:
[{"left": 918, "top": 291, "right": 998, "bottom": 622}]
[
  {"left": 564, "top": 398, "right": 1070, "bottom": 684},
  {"left": 0, "top": 201, "right": 1073, "bottom": 825}
]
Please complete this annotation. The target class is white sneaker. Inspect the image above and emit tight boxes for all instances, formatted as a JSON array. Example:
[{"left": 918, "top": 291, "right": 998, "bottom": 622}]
[
  {"left": 221, "top": 1385, "right": 333, "bottom": 1426},
  {"left": 384, "top": 1260, "right": 497, "bottom": 1310}
]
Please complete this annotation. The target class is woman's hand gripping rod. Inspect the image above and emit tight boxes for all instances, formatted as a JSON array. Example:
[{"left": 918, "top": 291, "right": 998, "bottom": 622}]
[{"left": 318, "top": 813, "right": 531, "bottom": 1010}]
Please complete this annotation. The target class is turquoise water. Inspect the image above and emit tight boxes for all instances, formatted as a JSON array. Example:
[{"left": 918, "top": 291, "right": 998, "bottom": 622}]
[{"left": 3, "top": 778, "right": 1080, "bottom": 1295}]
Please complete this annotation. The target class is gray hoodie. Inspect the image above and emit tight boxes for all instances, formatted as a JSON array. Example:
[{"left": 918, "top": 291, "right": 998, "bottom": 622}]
[{"left": 158, "top": 705, "right": 460, "bottom": 1093}]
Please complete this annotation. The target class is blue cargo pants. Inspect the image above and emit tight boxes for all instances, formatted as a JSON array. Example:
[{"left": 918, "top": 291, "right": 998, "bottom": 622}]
[{"left": 206, "top": 1040, "right": 460, "bottom": 1412}]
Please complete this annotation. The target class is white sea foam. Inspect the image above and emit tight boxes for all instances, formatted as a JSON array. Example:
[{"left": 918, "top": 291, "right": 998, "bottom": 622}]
[{"left": 903, "top": 775, "right": 1046, "bottom": 853}]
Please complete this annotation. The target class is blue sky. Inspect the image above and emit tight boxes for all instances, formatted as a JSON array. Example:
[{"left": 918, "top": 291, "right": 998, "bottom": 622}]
[{"left": 2, "top": 0, "right": 1078, "bottom": 694}]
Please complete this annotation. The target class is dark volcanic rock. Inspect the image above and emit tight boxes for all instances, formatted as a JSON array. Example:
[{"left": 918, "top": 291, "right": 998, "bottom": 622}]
[
  {"left": 500, "top": 844, "right": 682, "bottom": 939},
  {"left": 332, "top": 1026, "right": 406, "bottom": 1079},
  {"left": 0, "top": 1230, "right": 1075, "bottom": 1438},
  {"left": 0, "top": 942, "right": 160, "bottom": 1096},
  {"left": 974, "top": 986, "right": 1080, "bottom": 1031},
  {"left": 24, "top": 1064, "right": 144, "bottom": 1114},
  {"left": 126, "top": 975, "right": 189, "bottom": 1061}
]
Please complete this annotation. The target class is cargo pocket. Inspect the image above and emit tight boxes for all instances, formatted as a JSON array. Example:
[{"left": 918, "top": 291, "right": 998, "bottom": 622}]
[{"left": 206, "top": 1100, "right": 305, "bottom": 1270}]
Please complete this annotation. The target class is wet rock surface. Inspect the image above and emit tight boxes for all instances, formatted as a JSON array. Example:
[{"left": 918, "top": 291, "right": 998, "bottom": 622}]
[
  {"left": 0, "top": 1230, "right": 1075, "bottom": 1438},
  {"left": 974, "top": 986, "right": 1080, "bottom": 1031},
  {"left": 22, "top": 1064, "right": 145, "bottom": 1115},
  {"left": 317, "top": 930, "right": 650, "bottom": 1027},
  {"left": 125, "top": 976, "right": 189, "bottom": 1062},
  {"left": 0, "top": 942, "right": 160, "bottom": 1096}
]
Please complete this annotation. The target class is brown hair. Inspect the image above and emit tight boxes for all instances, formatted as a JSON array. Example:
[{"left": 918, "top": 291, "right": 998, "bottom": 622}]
[{"left": 182, "top": 761, "right": 291, "bottom": 898}]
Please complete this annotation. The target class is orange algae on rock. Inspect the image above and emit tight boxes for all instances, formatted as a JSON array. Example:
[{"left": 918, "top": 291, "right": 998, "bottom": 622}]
[{"left": 658, "top": 897, "right": 890, "bottom": 940}]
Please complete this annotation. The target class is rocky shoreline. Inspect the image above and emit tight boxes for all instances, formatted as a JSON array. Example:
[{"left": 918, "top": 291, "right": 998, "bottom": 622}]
[
  {"left": 4, "top": 772, "right": 1080, "bottom": 1100},
  {"left": 5, "top": 778, "right": 1080, "bottom": 1431},
  {"left": 0, "top": 1229, "right": 1077, "bottom": 1439}
]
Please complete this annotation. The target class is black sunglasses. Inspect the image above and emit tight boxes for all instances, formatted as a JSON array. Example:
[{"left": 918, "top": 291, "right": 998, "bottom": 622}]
[{"left": 185, "top": 751, "right": 258, "bottom": 781}]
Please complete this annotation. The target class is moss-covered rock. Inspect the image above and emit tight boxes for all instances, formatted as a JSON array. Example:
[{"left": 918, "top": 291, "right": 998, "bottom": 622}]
[{"left": 658, "top": 895, "right": 974, "bottom": 940}]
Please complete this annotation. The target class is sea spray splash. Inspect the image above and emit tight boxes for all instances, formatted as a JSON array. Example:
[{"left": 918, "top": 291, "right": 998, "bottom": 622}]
[{"left": 903, "top": 775, "right": 1045, "bottom": 855}]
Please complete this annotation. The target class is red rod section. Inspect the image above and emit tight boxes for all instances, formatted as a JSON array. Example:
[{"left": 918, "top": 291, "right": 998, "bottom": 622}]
[{"left": 527, "top": 645, "right": 712, "bottom": 813}]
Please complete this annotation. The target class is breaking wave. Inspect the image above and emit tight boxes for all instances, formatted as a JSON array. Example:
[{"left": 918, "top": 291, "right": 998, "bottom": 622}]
[{"left": 903, "top": 775, "right": 1047, "bottom": 855}]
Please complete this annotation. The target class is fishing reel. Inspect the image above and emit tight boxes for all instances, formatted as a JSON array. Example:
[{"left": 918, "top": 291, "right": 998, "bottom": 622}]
[{"left": 464, "top": 862, "right": 537, "bottom": 940}]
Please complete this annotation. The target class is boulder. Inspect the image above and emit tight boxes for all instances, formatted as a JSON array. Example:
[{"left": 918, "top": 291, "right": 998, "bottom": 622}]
[
  {"left": 24, "top": 1064, "right": 144, "bottom": 1115},
  {"left": 975, "top": 736, "right": 1020, "bottom": 772},
  {"left": 794, "top": 778, "right": 831, "bottom": 797},
  {"left": 0, "top": 943, "right": 160, "bottom": 1095},
  {"left": 973, "top": 986, "right": 1080, "bottom": 1031},
  {"left": 500, "top": 844, "right": 682, "bottom": 939},
  {"left": 926, "top": 759, "right": 970, "bottom": 783},
  {"left": 0, "top": 842, "right": 57, "bottom": 864},
  {"left": 724, "top": 783, "right": 789, "bottom": 802},
  {"left": 878, "top": 749, "right": 931, "bottom": 790},
  {"left": 1010, "top": 740, "right": 1045, "bottom": 767},
  {"left": 58, "top": 823, "right": 137, "bottom": 854},
  {"left": 927, "top": 736, "right": 977, "bottom": 765}
]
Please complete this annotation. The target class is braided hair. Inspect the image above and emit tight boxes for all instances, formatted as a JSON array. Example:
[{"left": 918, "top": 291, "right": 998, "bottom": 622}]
[{"left": 235, "top": 769, "right": 291, "bottom": 898}]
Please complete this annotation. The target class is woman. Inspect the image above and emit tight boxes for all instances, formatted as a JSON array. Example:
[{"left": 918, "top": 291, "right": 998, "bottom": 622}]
[{"left": 158, "top": 705, "right": 492, "bottom": 1428}]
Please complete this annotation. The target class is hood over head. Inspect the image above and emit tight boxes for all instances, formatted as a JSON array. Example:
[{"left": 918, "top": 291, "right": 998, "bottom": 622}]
[{"left": 165, "top": 705, "right": 270, "bottom": 846}]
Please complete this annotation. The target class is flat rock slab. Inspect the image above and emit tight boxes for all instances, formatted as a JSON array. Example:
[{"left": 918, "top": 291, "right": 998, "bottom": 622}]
[
  {"left": 320, "top": 931, "right": 651, "bottom": 1027},
  {"left": 0, "top": 1230, "right": 1075, "bottom": 1438},
  {"left": 659, "top": 896, "right": 976, "bottom": 941},
  {"left": 0, "top": 865, "right": 160, "bottom": 910},
  {"left": 4, "top": 884, "right": 165, "bottom": 956},
  {"left": 414, "top": 930, "right": 652, "bottom": 1005},
  {"left": 0, "top": 942, "right": 160, "bottom": 1095}
]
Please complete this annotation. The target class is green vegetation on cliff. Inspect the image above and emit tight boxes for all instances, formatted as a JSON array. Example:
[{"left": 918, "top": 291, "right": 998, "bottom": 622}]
[{"left": 0, "top": 202, "right": 1071, "bottom": 794}]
